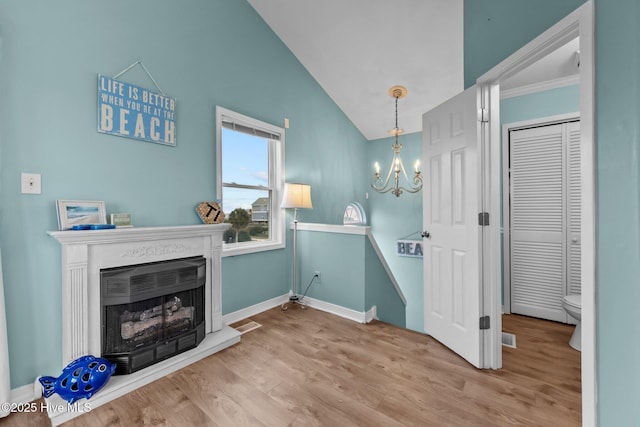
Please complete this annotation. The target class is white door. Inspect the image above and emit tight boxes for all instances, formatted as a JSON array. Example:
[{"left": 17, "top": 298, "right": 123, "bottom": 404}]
[
  {"left": 509, "top": 121, "right": 581, "bottom": 322},
  {"left": 422, "top": 86, "right": 482, "bottom": 368}
]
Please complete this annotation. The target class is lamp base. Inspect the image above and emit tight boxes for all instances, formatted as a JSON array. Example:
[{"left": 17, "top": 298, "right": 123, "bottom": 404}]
[{"left": 281, "top": 294, "right": 306, "bottom": 311}]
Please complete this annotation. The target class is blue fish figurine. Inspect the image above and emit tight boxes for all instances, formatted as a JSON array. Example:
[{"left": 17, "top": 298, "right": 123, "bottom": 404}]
[{"left": 39, "top": 355, "right": 116, "bottom": 404}]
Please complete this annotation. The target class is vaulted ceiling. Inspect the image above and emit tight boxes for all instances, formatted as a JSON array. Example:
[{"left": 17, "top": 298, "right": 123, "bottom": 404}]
[
  {"left": 248, "top": 1, "right": 579, "bottom": 141},
  {"left": 248, "top": 0, "right": 463, "bottom": 141}
]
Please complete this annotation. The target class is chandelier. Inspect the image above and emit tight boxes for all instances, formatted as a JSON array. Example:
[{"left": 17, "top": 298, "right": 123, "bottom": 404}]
[{"left": 371, "top": 85, "right": 423, "bottom": 197}]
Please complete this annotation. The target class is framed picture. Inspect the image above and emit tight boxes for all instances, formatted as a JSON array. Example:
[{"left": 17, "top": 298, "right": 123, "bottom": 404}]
[{"left": 56, "top": 200, "right": 106, "bottom": 230}]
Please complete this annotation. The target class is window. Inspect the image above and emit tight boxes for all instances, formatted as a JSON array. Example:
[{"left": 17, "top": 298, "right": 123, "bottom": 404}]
[
  {"left": 216, "top": 107, "right": 285, "bottom": 256},
  {"left": 343, "top": 202, "right": 367, "bottom": 225}
]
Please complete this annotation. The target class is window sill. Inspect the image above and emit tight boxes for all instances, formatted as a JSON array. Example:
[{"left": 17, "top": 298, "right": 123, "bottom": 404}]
[{"left": 221, "top": 240, "right": 285, "bottom": 257}]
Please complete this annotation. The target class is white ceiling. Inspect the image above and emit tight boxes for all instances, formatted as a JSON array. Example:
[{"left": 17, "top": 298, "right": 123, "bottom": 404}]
[
  {"left": 248, "top": 0, "right": 463, "bottom": 141},
  {"left": 248, "top": 1, "right": 579, "bottom": 141}
]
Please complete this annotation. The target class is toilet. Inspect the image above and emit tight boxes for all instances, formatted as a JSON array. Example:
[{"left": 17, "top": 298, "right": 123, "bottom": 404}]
[{"left": 562, "top": 294, "right": 582, "bottom": 351}]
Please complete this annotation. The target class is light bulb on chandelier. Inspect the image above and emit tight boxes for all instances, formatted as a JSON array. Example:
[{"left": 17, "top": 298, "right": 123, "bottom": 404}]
[{"left": 371, "top": 85, "right": 423, "bottom": 197}]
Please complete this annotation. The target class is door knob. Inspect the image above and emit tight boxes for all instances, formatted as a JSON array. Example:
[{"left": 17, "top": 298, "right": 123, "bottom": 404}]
[{"left": 421, "top": 231, "right": 431, "bottom": 239}]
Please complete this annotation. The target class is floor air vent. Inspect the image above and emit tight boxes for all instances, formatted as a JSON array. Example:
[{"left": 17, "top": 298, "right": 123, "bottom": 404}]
[
  {"left": 502, "top": 332, "right": 517, "bottom": 348},
  {"left": 234, "top": 321, "right": 262, "bottom": 335}
]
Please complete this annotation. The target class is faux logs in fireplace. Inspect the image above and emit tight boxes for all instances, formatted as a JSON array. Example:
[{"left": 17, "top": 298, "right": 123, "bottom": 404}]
[{"left": 100, "top": 256, "right": 206, "bottom": 375}]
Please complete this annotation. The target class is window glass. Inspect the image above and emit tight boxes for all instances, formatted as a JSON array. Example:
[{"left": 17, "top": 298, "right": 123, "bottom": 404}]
[
  {"left": 216, "top": 107, "right": 284, "bottom": 255},
  {"left": 221, "top": 128, "right": 269, "bottom": 187},
  {"left": 343, "top": 202, "right": 367, "bottom": 225},
  {"left": 221, "top": 187, "right": 270, "bottom": 244}
]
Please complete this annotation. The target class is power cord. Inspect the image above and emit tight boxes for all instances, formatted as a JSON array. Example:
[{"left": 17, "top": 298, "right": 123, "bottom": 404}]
[{"left": 296, "top": 273, "right": 320, "bottom": 305}]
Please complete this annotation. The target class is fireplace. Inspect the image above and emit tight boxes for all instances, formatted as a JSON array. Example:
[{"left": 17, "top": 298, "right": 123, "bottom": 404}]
[
  {"left": 101, "top": 256, "right": 207, "bottom": 374},
  {"left": 48, "top": 225, "right": 240, "bottom": 426}
]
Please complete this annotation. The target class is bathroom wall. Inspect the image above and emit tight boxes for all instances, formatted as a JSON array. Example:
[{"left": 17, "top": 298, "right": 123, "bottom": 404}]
[{"left": 501, "top": 85, "right": 580, "bottom": 125}]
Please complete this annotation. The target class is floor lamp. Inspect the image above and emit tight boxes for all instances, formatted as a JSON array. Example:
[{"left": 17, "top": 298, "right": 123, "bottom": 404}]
[{"left": 281, "top": 183, "right": 313, "bottom": 309}]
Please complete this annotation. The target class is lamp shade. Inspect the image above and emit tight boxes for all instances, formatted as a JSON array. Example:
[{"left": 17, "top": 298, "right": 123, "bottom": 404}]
[{"left": 281, "top": 183, "right": 313, "bottom": 209}]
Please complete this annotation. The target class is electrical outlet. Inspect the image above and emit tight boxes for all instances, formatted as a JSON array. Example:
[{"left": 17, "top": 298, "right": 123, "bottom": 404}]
[
  {"left": 314, "top": 271, "right": 321, "bottom": 284},
  {"left": 21, "top": 173, "right": 41, "bottom": 194}
]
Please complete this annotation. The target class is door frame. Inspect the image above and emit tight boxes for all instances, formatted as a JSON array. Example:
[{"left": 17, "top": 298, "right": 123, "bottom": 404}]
[
  {"left": 477, "top": 2, "right": 596, "bottom": 425},
  {"left": 502, "top": 113, "right": 580, "bottom": 316}
]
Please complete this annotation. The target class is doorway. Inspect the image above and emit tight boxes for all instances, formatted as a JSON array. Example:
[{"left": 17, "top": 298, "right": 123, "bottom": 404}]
[
  {"left": 421, "top": 3, "right": 594, "bottom": 422},
  {"left": 478, "top": 2, "right": 595, "bottom": 424},
  {"left": 503, "top": 116, "right": 581, "bottom": 323}
]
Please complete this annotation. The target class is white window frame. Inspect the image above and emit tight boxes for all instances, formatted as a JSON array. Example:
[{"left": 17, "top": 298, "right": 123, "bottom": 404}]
[
  {"left": 343, "top": 202, "right": 367, "bottom": 226},
  {"left": 216, "top": 106, "right": 285, "bottom": 257}
]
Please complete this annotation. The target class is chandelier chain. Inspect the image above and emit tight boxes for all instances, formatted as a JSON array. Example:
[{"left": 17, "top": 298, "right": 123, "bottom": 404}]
[{"left": 395, "top": 95, "right": 399, "bottom": 132}]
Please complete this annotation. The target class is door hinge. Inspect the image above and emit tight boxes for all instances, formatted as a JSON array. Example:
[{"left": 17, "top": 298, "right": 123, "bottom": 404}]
[
  {"left": 478, "top": 108, "right": 489, "bottom": 123},
  {"left": 479, "top": 315, "right": 490, "bottom": 330},
  {"left": 478, "top": 212, "right": 490, "bottom": 226}
]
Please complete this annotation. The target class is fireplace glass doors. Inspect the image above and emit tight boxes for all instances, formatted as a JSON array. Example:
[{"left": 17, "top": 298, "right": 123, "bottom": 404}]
[{"left": 101, "top": 256, "right": 206, "bottom": 374}]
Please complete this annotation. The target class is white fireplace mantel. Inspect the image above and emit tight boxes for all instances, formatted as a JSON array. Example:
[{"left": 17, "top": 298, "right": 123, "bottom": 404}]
[{"left": 47, "top": 224, "right": 240, "bottom": 426}]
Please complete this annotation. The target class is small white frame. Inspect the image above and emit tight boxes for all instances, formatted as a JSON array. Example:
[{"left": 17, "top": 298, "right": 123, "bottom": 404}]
[{"left": 56, "top": 200, "right": 106, "bottom": 230}]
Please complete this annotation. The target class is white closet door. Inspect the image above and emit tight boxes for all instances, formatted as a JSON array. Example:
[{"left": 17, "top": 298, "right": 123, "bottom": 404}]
[
  {"left": 567, "top": 121, "right": 582, "bottom": 296},
  {"left": 510, "top": 124, "right": 566, "bottom": 322}
]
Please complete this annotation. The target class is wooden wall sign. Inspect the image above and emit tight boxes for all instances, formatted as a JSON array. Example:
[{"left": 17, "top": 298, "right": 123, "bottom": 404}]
[
  {"left": 196, "top": 202, "right": 225, "bottom": 224},
  {"left": 97, "top": 73, "right": 176, "bottom": 146}
]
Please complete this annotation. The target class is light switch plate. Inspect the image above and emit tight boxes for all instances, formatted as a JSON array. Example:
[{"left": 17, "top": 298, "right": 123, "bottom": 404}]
[{"left": 21, "top": 173, "right": 41, "bottom": 194}]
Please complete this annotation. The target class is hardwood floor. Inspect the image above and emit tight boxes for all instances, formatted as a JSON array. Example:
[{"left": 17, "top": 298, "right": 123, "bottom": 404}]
[{"left": 0, "top": 308, "right": 581, "bottom": 426}]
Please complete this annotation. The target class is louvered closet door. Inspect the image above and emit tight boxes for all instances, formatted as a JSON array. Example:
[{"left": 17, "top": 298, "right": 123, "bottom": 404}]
[{"left": 510, "top": 122, "right": 579, "bottom": 322}]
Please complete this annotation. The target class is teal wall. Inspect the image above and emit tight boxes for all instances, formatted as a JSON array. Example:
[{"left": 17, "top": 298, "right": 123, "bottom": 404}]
[
  {"left": 297, "top": 230, "right": 366, "bottom": 311},
  {"left": 466, "top": 0, "right": 640, "bottom": 424},
  {"left": 464, "top": 0, "right": 586, "bottom": 88},
  {"left": 0, "top": 0, "right": 368, "bottom": 388},
  {"left": 364, "top": 239, "right": 406, "bottom": 327},
  {"left": 367, "top": 133, "right": 423, "bottom": 331},
  {"left": 296, "top": 228, "right": 406, "bottom": 327},
  {"left": 501, "top": 85, "right": 580, "bottom": 125},
  {"left": 594, "top": 1, "right": 640, "bottom": 424}
]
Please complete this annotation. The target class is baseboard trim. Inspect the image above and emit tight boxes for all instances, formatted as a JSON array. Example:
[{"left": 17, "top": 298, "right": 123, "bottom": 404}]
[
  {"left": 301, "top": 297, "right": 374, "bottom": 324},
  {"left": 223, "top": 294, "right": 377, "bottom": 326},
  {"left": 222, "top": 294, "right": 289, "bottom": 325},
  {"left": 365, "top": 305, "right": 377, "bottom": 323},
  {"left": 3, "top": 381, "right": 41, "bottom": 413}
]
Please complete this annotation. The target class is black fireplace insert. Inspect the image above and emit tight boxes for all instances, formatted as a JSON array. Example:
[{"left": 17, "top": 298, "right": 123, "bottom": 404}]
[{"left": 100, "top": 256, "right": 206, "bottom": 375}]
